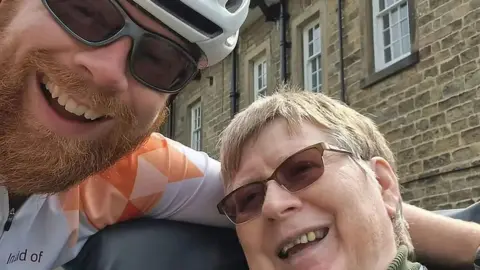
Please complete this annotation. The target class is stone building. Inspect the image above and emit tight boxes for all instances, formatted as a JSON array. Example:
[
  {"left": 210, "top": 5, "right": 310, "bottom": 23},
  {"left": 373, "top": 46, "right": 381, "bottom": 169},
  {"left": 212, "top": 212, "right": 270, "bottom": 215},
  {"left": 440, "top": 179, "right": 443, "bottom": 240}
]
[{"left": 160, "top": 0, "right": 480, "bottom": 210}]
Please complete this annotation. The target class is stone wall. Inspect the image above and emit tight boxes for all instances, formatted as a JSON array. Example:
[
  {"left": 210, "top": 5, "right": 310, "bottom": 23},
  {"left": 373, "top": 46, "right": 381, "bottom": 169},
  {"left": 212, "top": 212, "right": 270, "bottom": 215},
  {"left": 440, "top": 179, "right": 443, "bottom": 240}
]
[{"left": 161, "top": 0, "right": 480, "bottom": 209}]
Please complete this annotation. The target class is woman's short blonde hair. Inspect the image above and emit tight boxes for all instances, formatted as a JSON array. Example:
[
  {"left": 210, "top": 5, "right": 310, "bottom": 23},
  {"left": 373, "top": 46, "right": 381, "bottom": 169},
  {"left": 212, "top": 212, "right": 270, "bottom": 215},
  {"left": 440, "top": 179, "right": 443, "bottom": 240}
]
[{"left": 219, "top": 84, "right": 413, "bottom": 254}]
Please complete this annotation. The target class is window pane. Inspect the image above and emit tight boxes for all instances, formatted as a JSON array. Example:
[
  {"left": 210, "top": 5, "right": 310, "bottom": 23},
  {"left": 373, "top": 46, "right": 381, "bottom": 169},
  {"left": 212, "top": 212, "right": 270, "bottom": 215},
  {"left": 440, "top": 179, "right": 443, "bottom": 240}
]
[
  {"left": 194, "top": 108, "right": 201, "bottom": 129},
  {"left": 312, "top": 72, "right": 317, "bottom": 90},
  {"left": 317, "top": 56, "right": 322, "bottom": 79},
  {"left": 379, "top": 0, "right": 385, "bottom": 11},
  {"left": 391, "top": 9, "right": 399, "bottom": 24},
  {"left": 392, "top": 40, "right": 401, "bottom": 58},
  {"left": 384, "top": 47, "right": 392, "bottom": 62},
  {"left": 383, "top": 29, "right": 391, "bottom": 46},
  {"left": 401, "top": 19, "right": 409, "bottom": 36},
  {"left": 257, "top": 64, "right": 261, "bottom": 75},
  {"left": 382, "top": 14, "right": 390, "bottom": 29},
  {"left": 308, "top": 28, "right": 313, "bottom": 42},
  {"left": 193, "top": 132, "right": 200, "bottom": 150},
  {"left": 386, "top": 0, "right": 394, "bottom": 8},
  {"left": 190, "top": 104, "right": 201, "bottom": 150},
  {"left": 402, "top": 35, "right": 411, "bottom": 53},
  {"left": 391, "top": 23, "right": 400, "bottom": 41},
  {"left": 314, "top": 38, "right": 321, "bottom": 54},
  {"left": 312, "top": 58, "right": 317, "bottom": 71},
  {"left": 309, "top": 42, "right": 314, "bottom": 57},
  {"left": 313, "top": 24, "right": 320, "bottom": 40},
  {"left": 400, "top": 2, "right": 408, "bottom": 19},
  {"left": 194, "top": 110, "right": 198, "bottom": 128},
  {"left": 257, "top": 77, "right": 262, "bottom": 90}
]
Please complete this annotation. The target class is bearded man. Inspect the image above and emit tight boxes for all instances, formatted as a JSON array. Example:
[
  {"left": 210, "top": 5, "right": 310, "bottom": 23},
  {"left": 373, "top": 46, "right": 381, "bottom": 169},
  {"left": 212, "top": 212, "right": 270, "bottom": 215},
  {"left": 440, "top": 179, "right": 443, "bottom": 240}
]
[{"left": 0, "top": 1, "right": 478, "bottom": 270}]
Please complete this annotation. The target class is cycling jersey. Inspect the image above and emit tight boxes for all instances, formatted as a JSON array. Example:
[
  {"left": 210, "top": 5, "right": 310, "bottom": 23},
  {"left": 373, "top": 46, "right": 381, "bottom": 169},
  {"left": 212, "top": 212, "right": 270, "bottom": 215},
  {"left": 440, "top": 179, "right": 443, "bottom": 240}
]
[{"left": 0, "top": 132, "right": 231, "bottom": 270}]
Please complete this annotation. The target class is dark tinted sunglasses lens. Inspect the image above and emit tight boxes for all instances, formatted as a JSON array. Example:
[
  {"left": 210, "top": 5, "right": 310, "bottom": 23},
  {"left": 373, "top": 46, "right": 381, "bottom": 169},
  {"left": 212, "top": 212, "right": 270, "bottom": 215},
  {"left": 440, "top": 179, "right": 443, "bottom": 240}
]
[
  {"left": 133, "top": 36, "right": 197, "bottom": 92},
  {"left": 46, "top": 0, "right": 124, "bottom": 42},
  {"left": 223, "top": 182, "right": 266, "bottom": 224},
  {"left": 277, "top": 148, "right": 325, "bottom": 191}
]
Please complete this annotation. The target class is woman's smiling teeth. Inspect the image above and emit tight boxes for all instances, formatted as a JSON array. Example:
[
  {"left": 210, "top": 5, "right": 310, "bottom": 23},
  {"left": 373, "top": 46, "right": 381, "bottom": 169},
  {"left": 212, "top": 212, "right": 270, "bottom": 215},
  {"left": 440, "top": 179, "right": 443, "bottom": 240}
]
[
  {"left": 41, "top": 77, "right": 105, "bottom": 121},
  {"left": 278, "top": 228, "right": 329, "bottom": 259}
]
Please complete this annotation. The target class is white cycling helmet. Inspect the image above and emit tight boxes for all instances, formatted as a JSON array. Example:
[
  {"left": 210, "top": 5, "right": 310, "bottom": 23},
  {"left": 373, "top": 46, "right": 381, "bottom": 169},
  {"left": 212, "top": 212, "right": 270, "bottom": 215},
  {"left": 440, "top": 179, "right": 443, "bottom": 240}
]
[{"left": 132, "top": 0, "right": 250, "bottom": 68}]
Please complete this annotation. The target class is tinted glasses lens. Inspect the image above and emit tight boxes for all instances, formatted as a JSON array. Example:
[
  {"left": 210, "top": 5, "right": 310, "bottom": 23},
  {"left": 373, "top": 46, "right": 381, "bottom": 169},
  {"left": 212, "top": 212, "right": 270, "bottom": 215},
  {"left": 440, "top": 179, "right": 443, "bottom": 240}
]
[
  {"left": 45, "top": 0, "right": 125, "bottom": 42},
  {"left": 221, "top": 147, "right": 326, "bottom": 223},
  {"left": 222, "top": 182, "right": 266, "bottom": 224},
  {"left": 132, "top": 36, "right": 197, "bottom": 92},
  {"left": 276, "top": 147, "right": 325, "bottom": 191}
]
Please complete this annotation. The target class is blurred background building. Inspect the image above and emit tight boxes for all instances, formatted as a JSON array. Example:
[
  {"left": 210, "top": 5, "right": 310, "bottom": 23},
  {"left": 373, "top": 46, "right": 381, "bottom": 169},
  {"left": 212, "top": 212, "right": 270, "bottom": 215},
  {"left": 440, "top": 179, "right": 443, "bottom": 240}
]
[{"left": 160, "top": 0, "right": 480, "bottom": 210}]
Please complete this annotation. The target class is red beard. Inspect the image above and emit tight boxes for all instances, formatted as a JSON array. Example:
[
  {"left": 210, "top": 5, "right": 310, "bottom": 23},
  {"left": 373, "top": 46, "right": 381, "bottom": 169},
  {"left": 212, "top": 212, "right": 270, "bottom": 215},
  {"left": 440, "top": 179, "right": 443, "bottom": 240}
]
[{"left": 0, "top": 2, "right": 166, "bottom": 195}]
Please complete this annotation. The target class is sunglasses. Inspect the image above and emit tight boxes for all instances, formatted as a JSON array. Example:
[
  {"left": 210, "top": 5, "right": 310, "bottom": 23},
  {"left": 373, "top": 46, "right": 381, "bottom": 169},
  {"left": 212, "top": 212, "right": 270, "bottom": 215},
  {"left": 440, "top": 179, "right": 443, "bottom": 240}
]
[
  {"left": 217, "top": 142, "right": 353, "bottom": 225},
  {"left": 42, "top": 0, "right": 200, "bottom": 93}
]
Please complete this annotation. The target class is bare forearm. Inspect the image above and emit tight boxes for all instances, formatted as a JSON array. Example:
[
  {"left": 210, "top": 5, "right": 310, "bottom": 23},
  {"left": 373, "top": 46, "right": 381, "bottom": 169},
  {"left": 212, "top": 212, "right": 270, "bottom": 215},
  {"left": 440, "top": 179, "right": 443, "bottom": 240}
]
[{"left": 403, "top": 203, "right": 480, "bottom": 266}]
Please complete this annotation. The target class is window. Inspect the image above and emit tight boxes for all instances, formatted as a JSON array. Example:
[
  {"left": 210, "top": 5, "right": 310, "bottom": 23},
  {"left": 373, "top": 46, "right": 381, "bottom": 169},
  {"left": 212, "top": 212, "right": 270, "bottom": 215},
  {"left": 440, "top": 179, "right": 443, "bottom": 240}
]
[
  {"left": 253, "top": 56, "right": 267, "bottom": 100},
  {"left": 360, "top": 0, "right": 418, "bottom": 88},
  {"left": 303, "top": 21, "right": 322, "bottom": 93},
  {"left": 372, "top": 0, "right": 411, "bottom": 71},
  {"left": 244, "top": 39, "right": 270, "bottom": 103},
  {"left": 190, "top": 102, "right": 201, "bottom": 151}
]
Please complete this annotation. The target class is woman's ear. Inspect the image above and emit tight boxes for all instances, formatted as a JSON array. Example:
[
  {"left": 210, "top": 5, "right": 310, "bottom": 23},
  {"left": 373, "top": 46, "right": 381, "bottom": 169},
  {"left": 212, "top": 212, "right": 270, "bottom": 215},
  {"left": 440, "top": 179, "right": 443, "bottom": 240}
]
[{"left": 370, "top": 157, "right": 400, "bottom": 218}]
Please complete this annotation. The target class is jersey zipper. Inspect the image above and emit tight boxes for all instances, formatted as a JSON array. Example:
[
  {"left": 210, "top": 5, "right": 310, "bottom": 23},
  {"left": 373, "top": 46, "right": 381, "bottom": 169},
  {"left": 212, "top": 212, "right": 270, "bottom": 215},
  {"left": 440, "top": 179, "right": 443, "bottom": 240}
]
[{"left": 4, "top": 208, "right": 15, "bottom": 231}]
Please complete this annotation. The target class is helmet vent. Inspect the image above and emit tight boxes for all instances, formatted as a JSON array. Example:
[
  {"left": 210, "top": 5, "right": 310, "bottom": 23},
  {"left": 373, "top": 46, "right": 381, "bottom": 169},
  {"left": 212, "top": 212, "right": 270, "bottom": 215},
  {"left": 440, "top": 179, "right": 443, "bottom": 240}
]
[
  {"left": 225, "top": 0, "right": 242, "bottom": 13},
  {"left": 152, "top": 0, "right": 223, "bottom": 37}
]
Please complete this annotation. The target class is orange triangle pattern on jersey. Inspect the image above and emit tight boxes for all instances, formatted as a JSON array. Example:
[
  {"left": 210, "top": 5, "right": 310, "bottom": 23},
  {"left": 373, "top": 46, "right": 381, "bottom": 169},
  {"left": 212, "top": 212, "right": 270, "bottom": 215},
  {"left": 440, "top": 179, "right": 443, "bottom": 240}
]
[
  {"left": 57, "top": 133, "right": 205, "bottom": 247},
  {"left": 57, "top": 189, "right": 80, "bottom": 248}
]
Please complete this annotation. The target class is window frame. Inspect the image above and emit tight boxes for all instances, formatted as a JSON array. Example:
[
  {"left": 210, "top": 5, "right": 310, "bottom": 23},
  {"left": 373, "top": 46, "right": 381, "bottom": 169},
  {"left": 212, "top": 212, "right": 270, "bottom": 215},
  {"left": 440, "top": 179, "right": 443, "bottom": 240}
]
[
  {"left": 372, "top": 0, "right": 412, "bottom": 71},
  {"left": 360, "top": 0, "right": 418, "bottom": 89},
  {"left": 302, "top": 20, "right": 322, "bottom": 93},
  {"left": 190, "top": 102, "right": 202, "bottom": 151},
  {"left": 253, "top": 56, "right": 268, "bottom": 100}
]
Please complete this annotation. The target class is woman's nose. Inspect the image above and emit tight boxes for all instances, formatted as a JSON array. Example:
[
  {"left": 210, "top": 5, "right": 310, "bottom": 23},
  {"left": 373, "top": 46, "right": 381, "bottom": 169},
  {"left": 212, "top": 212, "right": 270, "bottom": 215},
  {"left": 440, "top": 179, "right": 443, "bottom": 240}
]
[{"left": 261, "top": 181, "right": 303, "bottom": 221}]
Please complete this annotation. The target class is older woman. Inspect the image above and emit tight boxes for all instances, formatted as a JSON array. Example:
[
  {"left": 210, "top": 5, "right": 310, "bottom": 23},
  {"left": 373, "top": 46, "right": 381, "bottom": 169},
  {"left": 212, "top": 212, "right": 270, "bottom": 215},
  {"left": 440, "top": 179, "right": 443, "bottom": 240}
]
[
  {"left": 67, "top": 85, "right": 480, "bottom": 270},
  {"left": 217, "top": 86, "right": 424, "bottom": 270}
]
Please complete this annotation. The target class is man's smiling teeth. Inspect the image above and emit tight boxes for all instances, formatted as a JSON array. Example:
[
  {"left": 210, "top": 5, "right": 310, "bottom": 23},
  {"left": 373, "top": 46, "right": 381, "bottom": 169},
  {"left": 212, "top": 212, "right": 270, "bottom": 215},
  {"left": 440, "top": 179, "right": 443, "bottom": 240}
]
[
  {"left": 43, "top": 80, "right": 105, "bottom": 120},
  {"left": 280, "top": 229, "right": 328, "bottom": 255}
]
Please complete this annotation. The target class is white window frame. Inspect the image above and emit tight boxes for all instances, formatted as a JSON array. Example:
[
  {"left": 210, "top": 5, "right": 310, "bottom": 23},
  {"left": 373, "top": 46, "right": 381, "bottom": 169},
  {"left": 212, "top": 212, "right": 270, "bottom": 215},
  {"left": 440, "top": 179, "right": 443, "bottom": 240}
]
[
  {"left": 372, "top": 0, "right": 411, "bottom": 71},
  {"left": 190, "top": 102, "right": 202, "bottom": 151},
  {"left": 302, "top": 20, "right": 322, "bottom": 93},
  {"left": 253, "top": 56, "right": 268, "bottom": 100}
]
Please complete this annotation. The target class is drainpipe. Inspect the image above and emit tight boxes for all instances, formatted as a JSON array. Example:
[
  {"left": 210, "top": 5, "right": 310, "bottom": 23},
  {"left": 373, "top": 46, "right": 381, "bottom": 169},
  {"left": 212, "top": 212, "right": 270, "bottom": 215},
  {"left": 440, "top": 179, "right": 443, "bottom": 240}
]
[
  {"left": 337, "top": 0, "right": 347, "bottom": 104},
  {"left": 230, "top": 45, "right": 239, "bottom": 118},
  {"left": 279, "top": 0, "right": 289, "bottom": 83}
]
